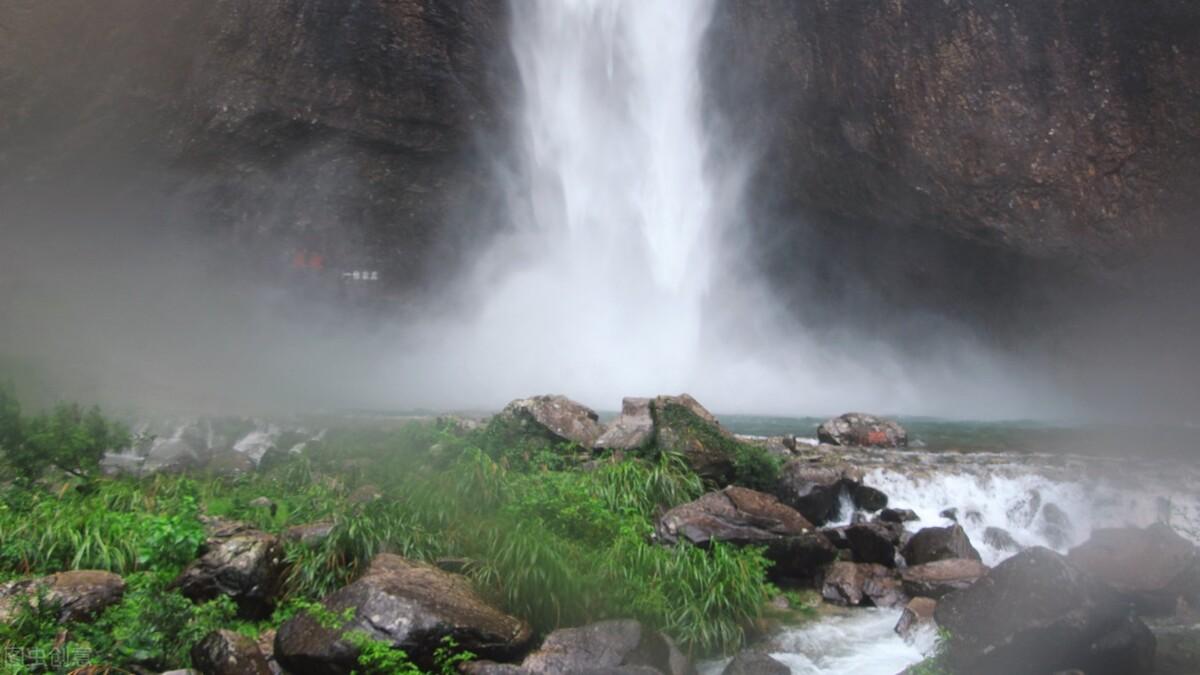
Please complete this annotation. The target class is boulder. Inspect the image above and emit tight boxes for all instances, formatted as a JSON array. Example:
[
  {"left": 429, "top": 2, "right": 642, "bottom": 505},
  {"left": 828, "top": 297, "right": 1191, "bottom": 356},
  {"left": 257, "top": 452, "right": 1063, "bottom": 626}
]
[
  {"left": 1007, "top": 489, "right": 1043, "bottom": 528},
  {"left": 519, "top": 619, "right": 688, "bottom": 675},
  {"left": 850, "top": 484, "right": 888, "bottom": 512},
  {"left": 274, "top": 554, "right": 532, "bottom": 674},
  {"left": 347, "top": 484, "right": 382, "bottom": 504},
  {"left": 190, "top": 629, "right": 272, "bottom": 675},
  {"left": 900, "top": 558, "right": 988, "bottom": 599},
  {"left": 878, "top": 508, "right": 919, "bottom": 524},
  {"left": 0, "top": 570, "right": 124, "bottom": 623},
  {"left": 1041, "top": 502, "right": 1074, "bottom": 549},
  {"left": 843, "top": 522, "right": 901, "bottom": 567},
  {"left": 657, "top": 486, "right": 814, "bottom": 545},
  {"left": 722, "top": 650, "right": 790, "bottom": 675},
  {"left": 173, "top": 528, "right": 286, "bottom": 619},
  {"left": 652, "top": 394, "right": 738, "bottom": 484},
  {"left": 256, "top": 446, "right": 295, "bottom": 473},
  {"left": 657, "top": 486, "right": 837, "bottom": 582},
  {"left": 983, "top": 526, "right": 1022, "bottom": 552},
  {"left": 595, "top": 397, "right": 655, "bottom": 451},
  {"left": 774, "top": 460, "right": 862, "bottom": 525},
  {"left": 820, "top": 561, "right": 905, "bottom": 608},
  {"left": 816, "top": 413, "right": 907, "bottom": 448},
  {"left": 936, "top": 547, "right": 1155, "bottom": 675},
  {"left": 895, "top": 597, "right": 937, "bottom": 640},
  {"left": 774, "top": 533, "right": 842, "bottom": 584},
  {"left": 901, "top": 524, "right": 981, "bottom": 566},
  {"left": 205, "top": 449, "right": 257, "bottom": 477},
  {"left": 1150, "top": 619, "right": 1200, "bottom": 675},
  {"left": 1067, "top": 523, "right": 1199, "bottom": 615},
  {"left": 498, "top": 395, "right": 604, "bottom": 447}
]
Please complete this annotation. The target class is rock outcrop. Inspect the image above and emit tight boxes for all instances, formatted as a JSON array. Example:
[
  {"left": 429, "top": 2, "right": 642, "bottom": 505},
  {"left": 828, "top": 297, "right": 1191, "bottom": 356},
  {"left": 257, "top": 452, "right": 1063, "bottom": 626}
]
[
  {"left": 0, "top": 0, "right": 513, "bottom": 289},
  {"left": 275, "top": 554, "right": 532, "bottom": 673},
  {"left": 936, "top": 547, "right": 1155, "bottom": 675},
  {"left": 708, "top": 0, "right": 1200, "bottom": 273}
]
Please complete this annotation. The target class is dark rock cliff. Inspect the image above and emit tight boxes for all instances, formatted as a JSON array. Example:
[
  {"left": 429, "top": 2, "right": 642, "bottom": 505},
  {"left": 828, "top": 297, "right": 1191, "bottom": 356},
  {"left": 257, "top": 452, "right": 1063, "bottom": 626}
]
[
  {"left": 0, "top": 0, "right": 513, "bottom": 288},
  {"left": 3, "top": 0, "right": 1198, "bottom": 308},
  {"left": 708, "top": 0, "right": 1200, "bottom": 269},
  {"left": 701, "top": 0, "right": 1200, "bottom": 398}
]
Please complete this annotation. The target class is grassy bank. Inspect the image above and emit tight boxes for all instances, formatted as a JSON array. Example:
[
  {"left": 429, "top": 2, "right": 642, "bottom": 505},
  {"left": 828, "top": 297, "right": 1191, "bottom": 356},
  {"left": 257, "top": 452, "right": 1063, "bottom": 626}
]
[{"left": 0, "top": 401, "right": 779, "bottom": 672}]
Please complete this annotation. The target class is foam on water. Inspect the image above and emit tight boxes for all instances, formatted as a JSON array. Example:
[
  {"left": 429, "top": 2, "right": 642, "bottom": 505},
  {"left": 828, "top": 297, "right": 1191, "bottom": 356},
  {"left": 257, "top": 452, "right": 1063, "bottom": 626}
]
[
  {"left": 863, "top": 463, "right": 1200, "bottom": 566},
  {"left": 701, "top": 610, "right": 933, "bottom": 675}
]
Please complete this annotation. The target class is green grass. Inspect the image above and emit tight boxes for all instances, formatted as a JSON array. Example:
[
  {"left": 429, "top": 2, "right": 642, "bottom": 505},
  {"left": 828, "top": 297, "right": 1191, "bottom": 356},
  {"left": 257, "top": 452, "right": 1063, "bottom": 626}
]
[{"left": 1, "top": 412, "right": 778, "bottom": 671}]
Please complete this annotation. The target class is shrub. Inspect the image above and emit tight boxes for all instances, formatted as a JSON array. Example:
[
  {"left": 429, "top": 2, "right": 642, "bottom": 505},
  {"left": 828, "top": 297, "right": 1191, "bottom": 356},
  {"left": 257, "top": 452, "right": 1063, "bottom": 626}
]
[
  {"left": 0, "top": 386, "right": 130, "bottom": 482},
  {"left": 73, "top": 572, "right": 242, "bottom": 670},
  {"left": 0, "top": 479, "right": 204, "bottom": 576}
]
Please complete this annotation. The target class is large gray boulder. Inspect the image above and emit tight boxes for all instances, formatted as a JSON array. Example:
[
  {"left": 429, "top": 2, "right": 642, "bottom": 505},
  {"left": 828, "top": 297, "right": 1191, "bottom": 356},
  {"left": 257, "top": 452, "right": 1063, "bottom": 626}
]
[
  {"left": 901, "top": 524, "right": 981, "bottom": 566},
  {"left": 595, "top": 397, "right": 655, "bottom": 451},
  {"left": 498, "top": 395, "right": 604, "bottom": 447},
  {"left": 816, "top": 413, "right": 907, "bottom": 448},
  {"left": 275, "top": 554, "right": 532, "bottom": 674},
  {"left": 0, "top": 570, "right": 125, "bottom": 623},
  {"left": 1068, "top": 522, "right": 1199, "bottom": 616},
  {"left": 173, "top": 526, "right": 285, "bottom": 619},
  {"left": 656, "top": 486, "right": 832, "bottom": 581},
  {"left": 936, "top": 547, "right": 1155, "bottom": 675}
]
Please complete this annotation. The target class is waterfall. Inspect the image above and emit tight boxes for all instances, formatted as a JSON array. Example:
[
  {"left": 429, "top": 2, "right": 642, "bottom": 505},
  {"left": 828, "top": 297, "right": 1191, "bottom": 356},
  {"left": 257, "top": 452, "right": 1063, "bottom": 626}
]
[{"left": 438, "top": 0, "right": 724, "bottom": 402}]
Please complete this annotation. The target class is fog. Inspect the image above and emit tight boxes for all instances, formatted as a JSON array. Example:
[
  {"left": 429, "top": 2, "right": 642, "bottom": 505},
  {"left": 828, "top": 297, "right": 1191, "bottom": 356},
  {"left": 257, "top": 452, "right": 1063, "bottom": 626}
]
[{"left": 1, "top": 1, "right": 1196, "bottom": 424}]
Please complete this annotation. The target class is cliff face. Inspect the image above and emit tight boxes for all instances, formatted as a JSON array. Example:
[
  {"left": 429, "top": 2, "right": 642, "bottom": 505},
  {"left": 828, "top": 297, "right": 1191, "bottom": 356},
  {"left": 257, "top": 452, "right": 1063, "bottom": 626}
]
[
  {"left": 3, "top": 0, "right": 1198, "bottom": 298},
  {"left": 708, "top": 0, "right": 1200, "bottom": 272},
  {"left": 0, "top": 0, "right": 513, "bottom": 286}
]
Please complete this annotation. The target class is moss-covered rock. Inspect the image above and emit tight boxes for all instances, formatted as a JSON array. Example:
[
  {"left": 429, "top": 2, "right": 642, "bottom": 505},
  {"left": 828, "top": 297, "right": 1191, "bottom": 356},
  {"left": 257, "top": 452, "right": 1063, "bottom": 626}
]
[{"left": 650, "top": 395, "right": 780, "bottom": 490}]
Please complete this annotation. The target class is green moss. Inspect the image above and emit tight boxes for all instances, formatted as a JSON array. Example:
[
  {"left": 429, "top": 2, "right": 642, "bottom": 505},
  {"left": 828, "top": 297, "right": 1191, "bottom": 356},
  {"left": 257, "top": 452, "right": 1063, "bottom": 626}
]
[{"left": 652, "top": 402, "right": 782, "bottom": 491}]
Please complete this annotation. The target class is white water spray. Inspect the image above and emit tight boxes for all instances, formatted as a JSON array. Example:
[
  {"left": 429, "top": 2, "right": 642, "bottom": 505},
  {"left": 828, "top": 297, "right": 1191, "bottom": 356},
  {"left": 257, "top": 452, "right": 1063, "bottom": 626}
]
[
  {"left": 464, "top": 0, "right": 724, "bottom": 399},
  {"left": 365, "top": 0, "right": 1070, "bottom": 419}
]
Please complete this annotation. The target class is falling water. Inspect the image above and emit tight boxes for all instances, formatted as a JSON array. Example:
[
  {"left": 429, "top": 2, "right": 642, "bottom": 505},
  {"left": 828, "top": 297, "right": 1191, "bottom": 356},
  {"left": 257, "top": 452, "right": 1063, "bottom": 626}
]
[{"left": 465, "top": 0, "right": 722, "bottom": 397}]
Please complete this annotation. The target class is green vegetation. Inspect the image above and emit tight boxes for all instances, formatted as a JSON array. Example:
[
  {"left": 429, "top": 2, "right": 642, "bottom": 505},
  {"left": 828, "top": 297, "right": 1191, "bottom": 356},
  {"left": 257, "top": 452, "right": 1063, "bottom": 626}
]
[
  {"left": 0, "top": 384, "right": 130, "bottom": 483},
  {"left": 0, "top": 392, "right": 786, "bottom": 673}
]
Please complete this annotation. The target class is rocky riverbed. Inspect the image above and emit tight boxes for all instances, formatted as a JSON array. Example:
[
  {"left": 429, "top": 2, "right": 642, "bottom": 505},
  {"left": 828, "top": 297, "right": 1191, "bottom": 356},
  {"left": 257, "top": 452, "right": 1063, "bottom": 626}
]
[{"left": 66, "top": 395, "right": 1200, "bottom": 673}]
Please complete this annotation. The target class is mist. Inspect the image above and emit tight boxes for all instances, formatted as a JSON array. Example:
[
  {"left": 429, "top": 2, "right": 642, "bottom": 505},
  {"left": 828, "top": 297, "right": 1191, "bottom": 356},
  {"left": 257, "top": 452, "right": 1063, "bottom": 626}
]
[{"left": 1, "top": 1, "right": 1197, "bottom": 424}]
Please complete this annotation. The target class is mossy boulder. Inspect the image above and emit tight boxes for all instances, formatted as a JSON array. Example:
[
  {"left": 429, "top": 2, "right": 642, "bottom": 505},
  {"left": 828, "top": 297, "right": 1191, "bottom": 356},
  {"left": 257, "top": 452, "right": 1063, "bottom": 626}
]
[{"left": 651, "top": 394, "right": 779, "bottom": 490}]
